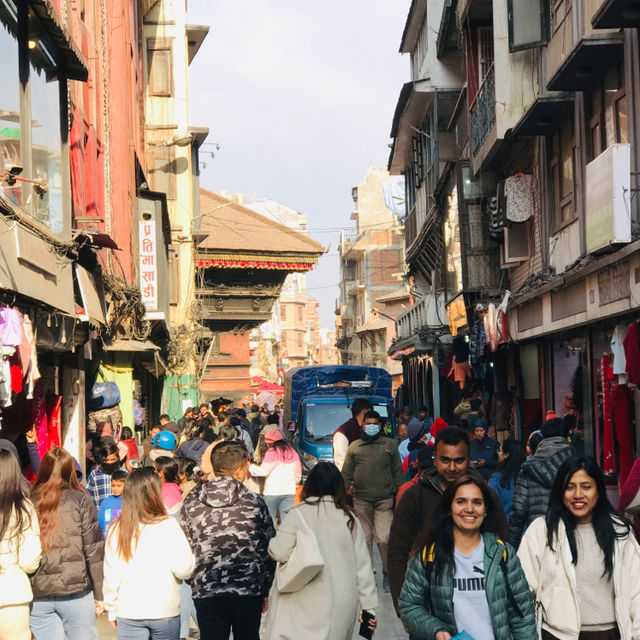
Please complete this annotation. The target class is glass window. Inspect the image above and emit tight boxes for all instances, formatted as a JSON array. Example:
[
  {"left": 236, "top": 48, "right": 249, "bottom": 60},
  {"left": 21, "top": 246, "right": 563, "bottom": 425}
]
[
  {"left": 30, "top": 64, "right": 63, "bottom": 234},
  {"left": 445, "top": 185, "right": 462, "bottom": 295},
  {"left": 550, "top": 115, "right": 576, "bottom": 229},
  {"left": 0, "top": 18, "right": 20, "bottom": 207}
]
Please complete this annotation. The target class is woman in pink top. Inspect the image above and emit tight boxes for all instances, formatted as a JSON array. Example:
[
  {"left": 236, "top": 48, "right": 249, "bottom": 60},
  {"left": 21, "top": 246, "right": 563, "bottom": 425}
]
[
  {"left": 249, "top": 430, "right": 301, "bottom": 524},
  {"left": 153, "top": 456, "right": 183, "bottom": 515}
]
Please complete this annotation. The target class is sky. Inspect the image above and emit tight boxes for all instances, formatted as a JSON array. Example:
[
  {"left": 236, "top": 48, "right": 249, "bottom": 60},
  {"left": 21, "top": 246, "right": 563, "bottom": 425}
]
[{"left": 187, "top": 0, "right": 411, "bottom": 327}]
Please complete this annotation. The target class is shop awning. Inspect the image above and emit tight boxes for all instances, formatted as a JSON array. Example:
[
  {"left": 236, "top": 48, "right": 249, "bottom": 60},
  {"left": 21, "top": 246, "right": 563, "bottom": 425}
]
[
  {"left": 75, "top": 265, "right": 106, "bottom": 326},
  {"left": 29, "top": 0, "right": 89, "bottom": 81},
  {"left": 103, "top": 340, "right": 160, "bottom": 352}
]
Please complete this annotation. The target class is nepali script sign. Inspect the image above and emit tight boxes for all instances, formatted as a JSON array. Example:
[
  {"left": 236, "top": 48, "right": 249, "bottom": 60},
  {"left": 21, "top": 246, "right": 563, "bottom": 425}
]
[{"left": 139, "top": 219, "right": 158, "bottom": 310}]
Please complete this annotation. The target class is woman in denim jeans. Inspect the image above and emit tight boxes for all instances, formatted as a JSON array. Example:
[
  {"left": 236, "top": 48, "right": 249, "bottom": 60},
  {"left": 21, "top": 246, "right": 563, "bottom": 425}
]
[
  {"left": 103, "top": 468, "right": 195, "bottom": 639},
  {"left": 30, "top": 447, "right": 105, "bottom": 640},
  {"left": 249, "top": 430, "right": 301, "bottom": 524}
]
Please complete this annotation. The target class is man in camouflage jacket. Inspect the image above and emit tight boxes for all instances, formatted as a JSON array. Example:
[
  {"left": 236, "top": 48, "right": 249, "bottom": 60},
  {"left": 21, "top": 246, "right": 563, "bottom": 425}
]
[{"left": 179, "top": 440, "right": 276, "bottom": 640}]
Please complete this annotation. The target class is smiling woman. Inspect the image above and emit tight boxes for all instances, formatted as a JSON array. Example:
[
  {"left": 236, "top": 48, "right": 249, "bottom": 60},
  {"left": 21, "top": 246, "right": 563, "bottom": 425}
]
[
  {"left": 518, "top": 456, "right": 640, "bottom": 640},
  {"left": 398, "top": 476, "right": 538, "bottom": 640}
]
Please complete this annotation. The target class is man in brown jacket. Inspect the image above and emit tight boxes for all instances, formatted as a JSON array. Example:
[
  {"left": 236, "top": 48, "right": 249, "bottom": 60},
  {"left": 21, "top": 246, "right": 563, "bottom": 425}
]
[{"left": 387, "top": 425, "right": 507, "bottom": 614}]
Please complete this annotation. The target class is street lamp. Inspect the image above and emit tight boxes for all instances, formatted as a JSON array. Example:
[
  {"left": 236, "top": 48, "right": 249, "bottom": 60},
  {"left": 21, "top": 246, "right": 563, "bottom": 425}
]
[{"left": 150, "top": 130, "right": 194, "bottom": 151}]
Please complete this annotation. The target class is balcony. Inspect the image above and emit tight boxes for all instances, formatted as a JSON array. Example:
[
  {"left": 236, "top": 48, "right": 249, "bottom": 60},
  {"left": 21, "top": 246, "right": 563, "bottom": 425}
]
[
  {"left": 470, "top": 65, "right": 496, "bottom": 158},
  {"left": 546, "top": 0, "right": 624, "bottom": 91},
  {"left": 593, "top": 0, "right": 640, "bottom": 28},
  {"left": 395, "top": 294, "right": 447, "bottom": 341}
]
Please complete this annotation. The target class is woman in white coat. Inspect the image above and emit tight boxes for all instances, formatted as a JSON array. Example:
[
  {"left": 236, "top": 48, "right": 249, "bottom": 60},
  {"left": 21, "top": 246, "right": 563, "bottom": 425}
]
[
  {"left": 0, "top": 448, "right": 41, "bottom": 640},
  {"left": 266, "top": 462, "right": 377, "bottom": 640},
  {"left": 518, "top": 455, "right": 640, "bottom": 640},
  {"left": 103, "top": 467, "right": 195, "bottom": 639}
]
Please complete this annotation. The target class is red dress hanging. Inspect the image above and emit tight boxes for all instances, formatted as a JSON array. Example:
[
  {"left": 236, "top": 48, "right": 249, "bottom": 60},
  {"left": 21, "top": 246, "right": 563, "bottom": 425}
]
[{"left": 602, "top": 354, "right": 616, "bottom": 476}]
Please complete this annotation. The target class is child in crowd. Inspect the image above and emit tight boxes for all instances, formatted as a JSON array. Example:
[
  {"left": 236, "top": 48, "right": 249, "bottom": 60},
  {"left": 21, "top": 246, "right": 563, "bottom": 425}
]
[{"left": 98, "top": 469, "right": 127, "bottom": 537}]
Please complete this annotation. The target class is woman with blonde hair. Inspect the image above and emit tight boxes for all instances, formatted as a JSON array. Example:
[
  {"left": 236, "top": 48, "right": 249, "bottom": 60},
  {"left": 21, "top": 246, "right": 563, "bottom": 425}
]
[
  {"left": 30, "top": 447, "right": 104, "bottom": 640},
  {"left": 0, "top": 448, "right": 41, "bottom": 639},
  {"left": 103, "top": 467, "right": 195, "bottom": 638}
]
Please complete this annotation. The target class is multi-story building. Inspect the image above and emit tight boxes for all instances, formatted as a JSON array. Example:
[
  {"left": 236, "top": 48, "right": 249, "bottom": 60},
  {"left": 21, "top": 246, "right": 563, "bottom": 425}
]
[
  {"left": 142, "top": 0, "right": 210, "bottom": 419},
  {"left": 336, "top": 167, "right": 407, "bottom": 386},
  {"left": 389, "top": 0, "right": 640, "bottom": 472}
]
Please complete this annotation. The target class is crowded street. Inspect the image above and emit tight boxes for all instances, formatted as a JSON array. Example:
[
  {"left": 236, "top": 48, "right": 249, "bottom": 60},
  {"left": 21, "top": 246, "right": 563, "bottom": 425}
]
[{"left": 1, "top": 0, "right": 640, "bottom": 639}]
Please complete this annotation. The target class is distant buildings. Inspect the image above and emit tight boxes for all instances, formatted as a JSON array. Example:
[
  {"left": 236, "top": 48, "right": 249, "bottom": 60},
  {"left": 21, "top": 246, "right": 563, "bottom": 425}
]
[{"left": 336, "top": 167, "right": 408, "bottom": 389}]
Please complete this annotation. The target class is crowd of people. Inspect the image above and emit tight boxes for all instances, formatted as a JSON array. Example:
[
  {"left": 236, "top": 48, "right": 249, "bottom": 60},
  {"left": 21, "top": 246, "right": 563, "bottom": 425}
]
[{"left": 1, "top": 395, "right": 640, "bottom": 640}]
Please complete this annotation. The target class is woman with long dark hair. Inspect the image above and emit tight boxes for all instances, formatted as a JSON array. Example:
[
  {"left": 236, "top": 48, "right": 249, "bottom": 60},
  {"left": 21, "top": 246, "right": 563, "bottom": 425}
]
[
  {"left": 0, "top": 449, "right": 41, "bottom": 639},
  {"left": 30, "top": 447, "right": 104, "bottom": 640},
  {"left": 518, "top": 455, "right": 640, "bottom": 640},
  {"left": 399, "top": 475, "right": 537, "bottom": 640},
  {"left": 103, "top": 467, "right": 195, "bottom": 639},
  {"left": 265, "top": 461, "right": 377, "bottom": 640},
  {"left": 488, "top": 439, "right": 527, "bottom": 519},
  {"left": 249, "top": 430, "right": 301, "bottom": 523}
]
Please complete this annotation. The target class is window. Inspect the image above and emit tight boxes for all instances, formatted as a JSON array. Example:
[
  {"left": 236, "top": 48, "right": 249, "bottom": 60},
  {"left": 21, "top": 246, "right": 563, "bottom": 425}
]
[
  {"left": 146, "top": 129, "right": 176, "bottom": 199},
  {"left": 550, "top": 115, "right": 576, "bottom": 230},
  {"left": 0, "top": 5, "right": 67, "bottom": 236},
  {"left": 147, "top": 39, "right": 174, "bottom": 97},
  {"left": 280, "top": 304, "right": 286, "bottom": 321},
  {"left": 508, "top": 0, "right": 548, "bottom": 52},
  {"left": 297, "top": 304, "right": 304, "bottom": 323},
  {"left": 588, "top": 61, "right": 627, "bottom": 161},
  {"left": 297, "top": 332, "right": 303, "bottom": 348}
]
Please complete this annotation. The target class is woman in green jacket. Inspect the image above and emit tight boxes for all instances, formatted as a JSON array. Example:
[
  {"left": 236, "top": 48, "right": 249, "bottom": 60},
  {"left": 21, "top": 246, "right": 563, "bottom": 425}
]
[{"left": 398, "top": 475, "right": 537, "bottom": 640}]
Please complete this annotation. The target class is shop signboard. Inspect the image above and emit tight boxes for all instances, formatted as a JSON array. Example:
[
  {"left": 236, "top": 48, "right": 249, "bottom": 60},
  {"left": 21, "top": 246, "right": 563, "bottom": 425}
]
[
  {"left": 139, "top": 218, "right": 158, "bottom": 310},
  {"left": 585, "top": 143, "right": 631, "bottom": 253}
]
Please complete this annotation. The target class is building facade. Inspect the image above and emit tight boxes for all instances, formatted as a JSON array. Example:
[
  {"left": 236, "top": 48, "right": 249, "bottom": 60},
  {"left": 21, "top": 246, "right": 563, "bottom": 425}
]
[
  {"left": 389, "top": 0, "right": 640, "bottom": 482},
  {"left": 336, "top": 167, "right": 407, "bottom": 386}
]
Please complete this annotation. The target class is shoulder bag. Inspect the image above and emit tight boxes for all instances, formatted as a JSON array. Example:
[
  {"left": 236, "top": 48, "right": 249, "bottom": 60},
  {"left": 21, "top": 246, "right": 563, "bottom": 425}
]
[{"left": 276, "top": 509, "right": 325, "bottom": 593}]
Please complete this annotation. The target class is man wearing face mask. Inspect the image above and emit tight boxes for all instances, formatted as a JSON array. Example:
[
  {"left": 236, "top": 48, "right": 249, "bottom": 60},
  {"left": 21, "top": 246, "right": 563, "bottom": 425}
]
[
  {"left": 341, "top": 410, "right": 404, "bottom": 592},
  {"left": 86, "top": 440, "right": 126, "bottom": 507}
]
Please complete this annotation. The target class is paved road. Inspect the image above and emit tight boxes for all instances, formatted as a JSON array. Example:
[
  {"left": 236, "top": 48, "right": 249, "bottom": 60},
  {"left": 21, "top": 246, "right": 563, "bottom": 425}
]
[{"left": 97, "top": 547, "right": 408, "bottom": 639}]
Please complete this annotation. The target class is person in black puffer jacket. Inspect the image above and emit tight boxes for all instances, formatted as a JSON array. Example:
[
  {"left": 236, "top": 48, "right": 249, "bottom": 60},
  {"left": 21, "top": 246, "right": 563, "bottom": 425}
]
[
  {"left": 508, "top": 418, "right": 574, "bottom": 548},
  {"left": 30, "top": 447, "right": 104, "bottom": 640}
]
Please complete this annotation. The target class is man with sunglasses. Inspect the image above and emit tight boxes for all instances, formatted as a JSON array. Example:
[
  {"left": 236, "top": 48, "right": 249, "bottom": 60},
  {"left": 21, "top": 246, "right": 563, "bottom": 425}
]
[{"left": 387, "top": 426, "right": 507, "bottom": 623}]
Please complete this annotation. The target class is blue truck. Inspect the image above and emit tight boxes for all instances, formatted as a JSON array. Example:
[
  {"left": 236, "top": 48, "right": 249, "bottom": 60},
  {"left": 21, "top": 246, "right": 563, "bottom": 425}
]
[{"left": 283, "top": 365, "right": 396, "bottom": 471}]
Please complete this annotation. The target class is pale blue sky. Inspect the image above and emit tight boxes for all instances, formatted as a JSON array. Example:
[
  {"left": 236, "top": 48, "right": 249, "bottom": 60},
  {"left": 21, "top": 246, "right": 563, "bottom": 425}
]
[{"left": 187, "top": 1, "right": 410, "bottom": 327}]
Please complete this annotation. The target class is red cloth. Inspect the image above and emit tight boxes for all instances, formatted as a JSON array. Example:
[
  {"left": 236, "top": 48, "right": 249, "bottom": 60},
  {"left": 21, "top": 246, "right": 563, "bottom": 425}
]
[
  {"left": 618, "top": 457, "right": 640, "bottom": 511},
  {"left": 612, "top": 384, "right": 634, "bottom": 488},
  {"left": 431, "top": 417, "right": 449, "bottom": 437},
  {"left": 33, "top": 384, "right": 49, "bottom": 460},
  {"left": 396, "top": 473, "right": 420, "bottom": 504},
  {"left": 9, "top": 353, "right": 22, "bottom": 394},
  {"left": 602, "top": 354, "right": 616, "bottom": 476},
  {"left": 623, "top": 323, "right": 640, "bottom": 385},
  {"left": 45, "top": 394, "right": 62, "bottom": 450},
  {"left": 333, "top": 417, "right": 362, "bottom": 445}
]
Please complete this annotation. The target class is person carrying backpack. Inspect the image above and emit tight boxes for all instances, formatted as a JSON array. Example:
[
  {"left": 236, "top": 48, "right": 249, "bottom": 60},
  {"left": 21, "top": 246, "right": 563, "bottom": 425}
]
[{"left": 399, "top": 475, "right": 537, "bottom": 640}]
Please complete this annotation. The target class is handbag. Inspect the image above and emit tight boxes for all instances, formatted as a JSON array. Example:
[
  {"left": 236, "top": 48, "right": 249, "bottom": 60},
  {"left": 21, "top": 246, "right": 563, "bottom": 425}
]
[
  {"left": 88, "top": 369, "right": 121, "bottom": 411},
  {"left": 276, "top": 510, "right": 325, "bottom": 593}
]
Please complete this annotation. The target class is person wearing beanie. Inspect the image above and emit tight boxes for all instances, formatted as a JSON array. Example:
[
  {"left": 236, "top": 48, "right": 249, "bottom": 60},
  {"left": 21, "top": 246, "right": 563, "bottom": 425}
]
[
  {"left": 402, "top": 418, "right": 430, "bottom": 479},
  {"left": 508, "top": 417, "right": 574, "bottom": 548},
  {"left": 469, "top": 419, "right": 499, "bottom": 480},
  {"left": 249, "top": 430, "right": 301, "bottom": 524}
]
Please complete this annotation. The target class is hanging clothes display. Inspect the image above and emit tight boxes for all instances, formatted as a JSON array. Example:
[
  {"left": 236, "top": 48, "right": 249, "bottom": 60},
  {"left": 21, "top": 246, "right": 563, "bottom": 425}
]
[
  {"left": 45, "top": 394, "right": 62, "bottom": 450},
  {"left": 623, "top": 323, "right": 640, "bottom": 385},
  {"left": 611, "top": 323, "right": 628, "bottom": 376},
  {"left": 484, "top": 304, "right": 499, "bottom": 351},
  {"left": 611, "top": 384, "right": 633, "bottom": 488},
  {"left": 0, "top": 308, "right": 23, "bottom": 347},
  {"left": 504, "top": 173, "right": 534, "bottom": 222},
  {"left": 602, "top": 354, "right": 616, "bottom": 476}
]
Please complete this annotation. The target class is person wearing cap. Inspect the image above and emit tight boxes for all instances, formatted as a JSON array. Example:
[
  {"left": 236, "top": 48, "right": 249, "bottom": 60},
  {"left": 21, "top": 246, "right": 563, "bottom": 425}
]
[
  {"left": 402, "top": 417, "right": 429, "bottom": 479},
  {"left": 248, "top": 430, "right": 301, "bottom": 524},
  {"left": 148, "top": 430, "right": 178, "bottom": 463},
  {"left": 469, "top": 418, "right": 499, "bottom": 480}
]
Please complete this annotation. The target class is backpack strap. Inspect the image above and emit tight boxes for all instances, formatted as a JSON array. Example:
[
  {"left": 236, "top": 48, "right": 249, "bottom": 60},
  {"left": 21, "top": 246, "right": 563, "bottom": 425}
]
[{"left": 496, "top": 538, "right": 523, "bottom": 618}]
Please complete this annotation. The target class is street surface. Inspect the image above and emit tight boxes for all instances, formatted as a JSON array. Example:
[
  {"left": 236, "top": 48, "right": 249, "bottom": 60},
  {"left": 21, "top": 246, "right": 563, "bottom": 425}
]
[{"left": 97, "top": 546, "right": 407, "bottom": 639}]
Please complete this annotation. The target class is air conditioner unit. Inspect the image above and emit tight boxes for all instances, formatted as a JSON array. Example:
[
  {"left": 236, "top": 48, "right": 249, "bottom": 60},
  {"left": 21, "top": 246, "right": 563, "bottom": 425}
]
[{"left": 501, "top": 221, "right": 530, "bottom": 268}]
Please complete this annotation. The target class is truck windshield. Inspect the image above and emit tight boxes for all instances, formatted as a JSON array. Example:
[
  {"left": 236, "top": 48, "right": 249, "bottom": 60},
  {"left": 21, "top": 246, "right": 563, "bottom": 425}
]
[{"left": 303, "top": 403, "right": 391, "bottom": 442}]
